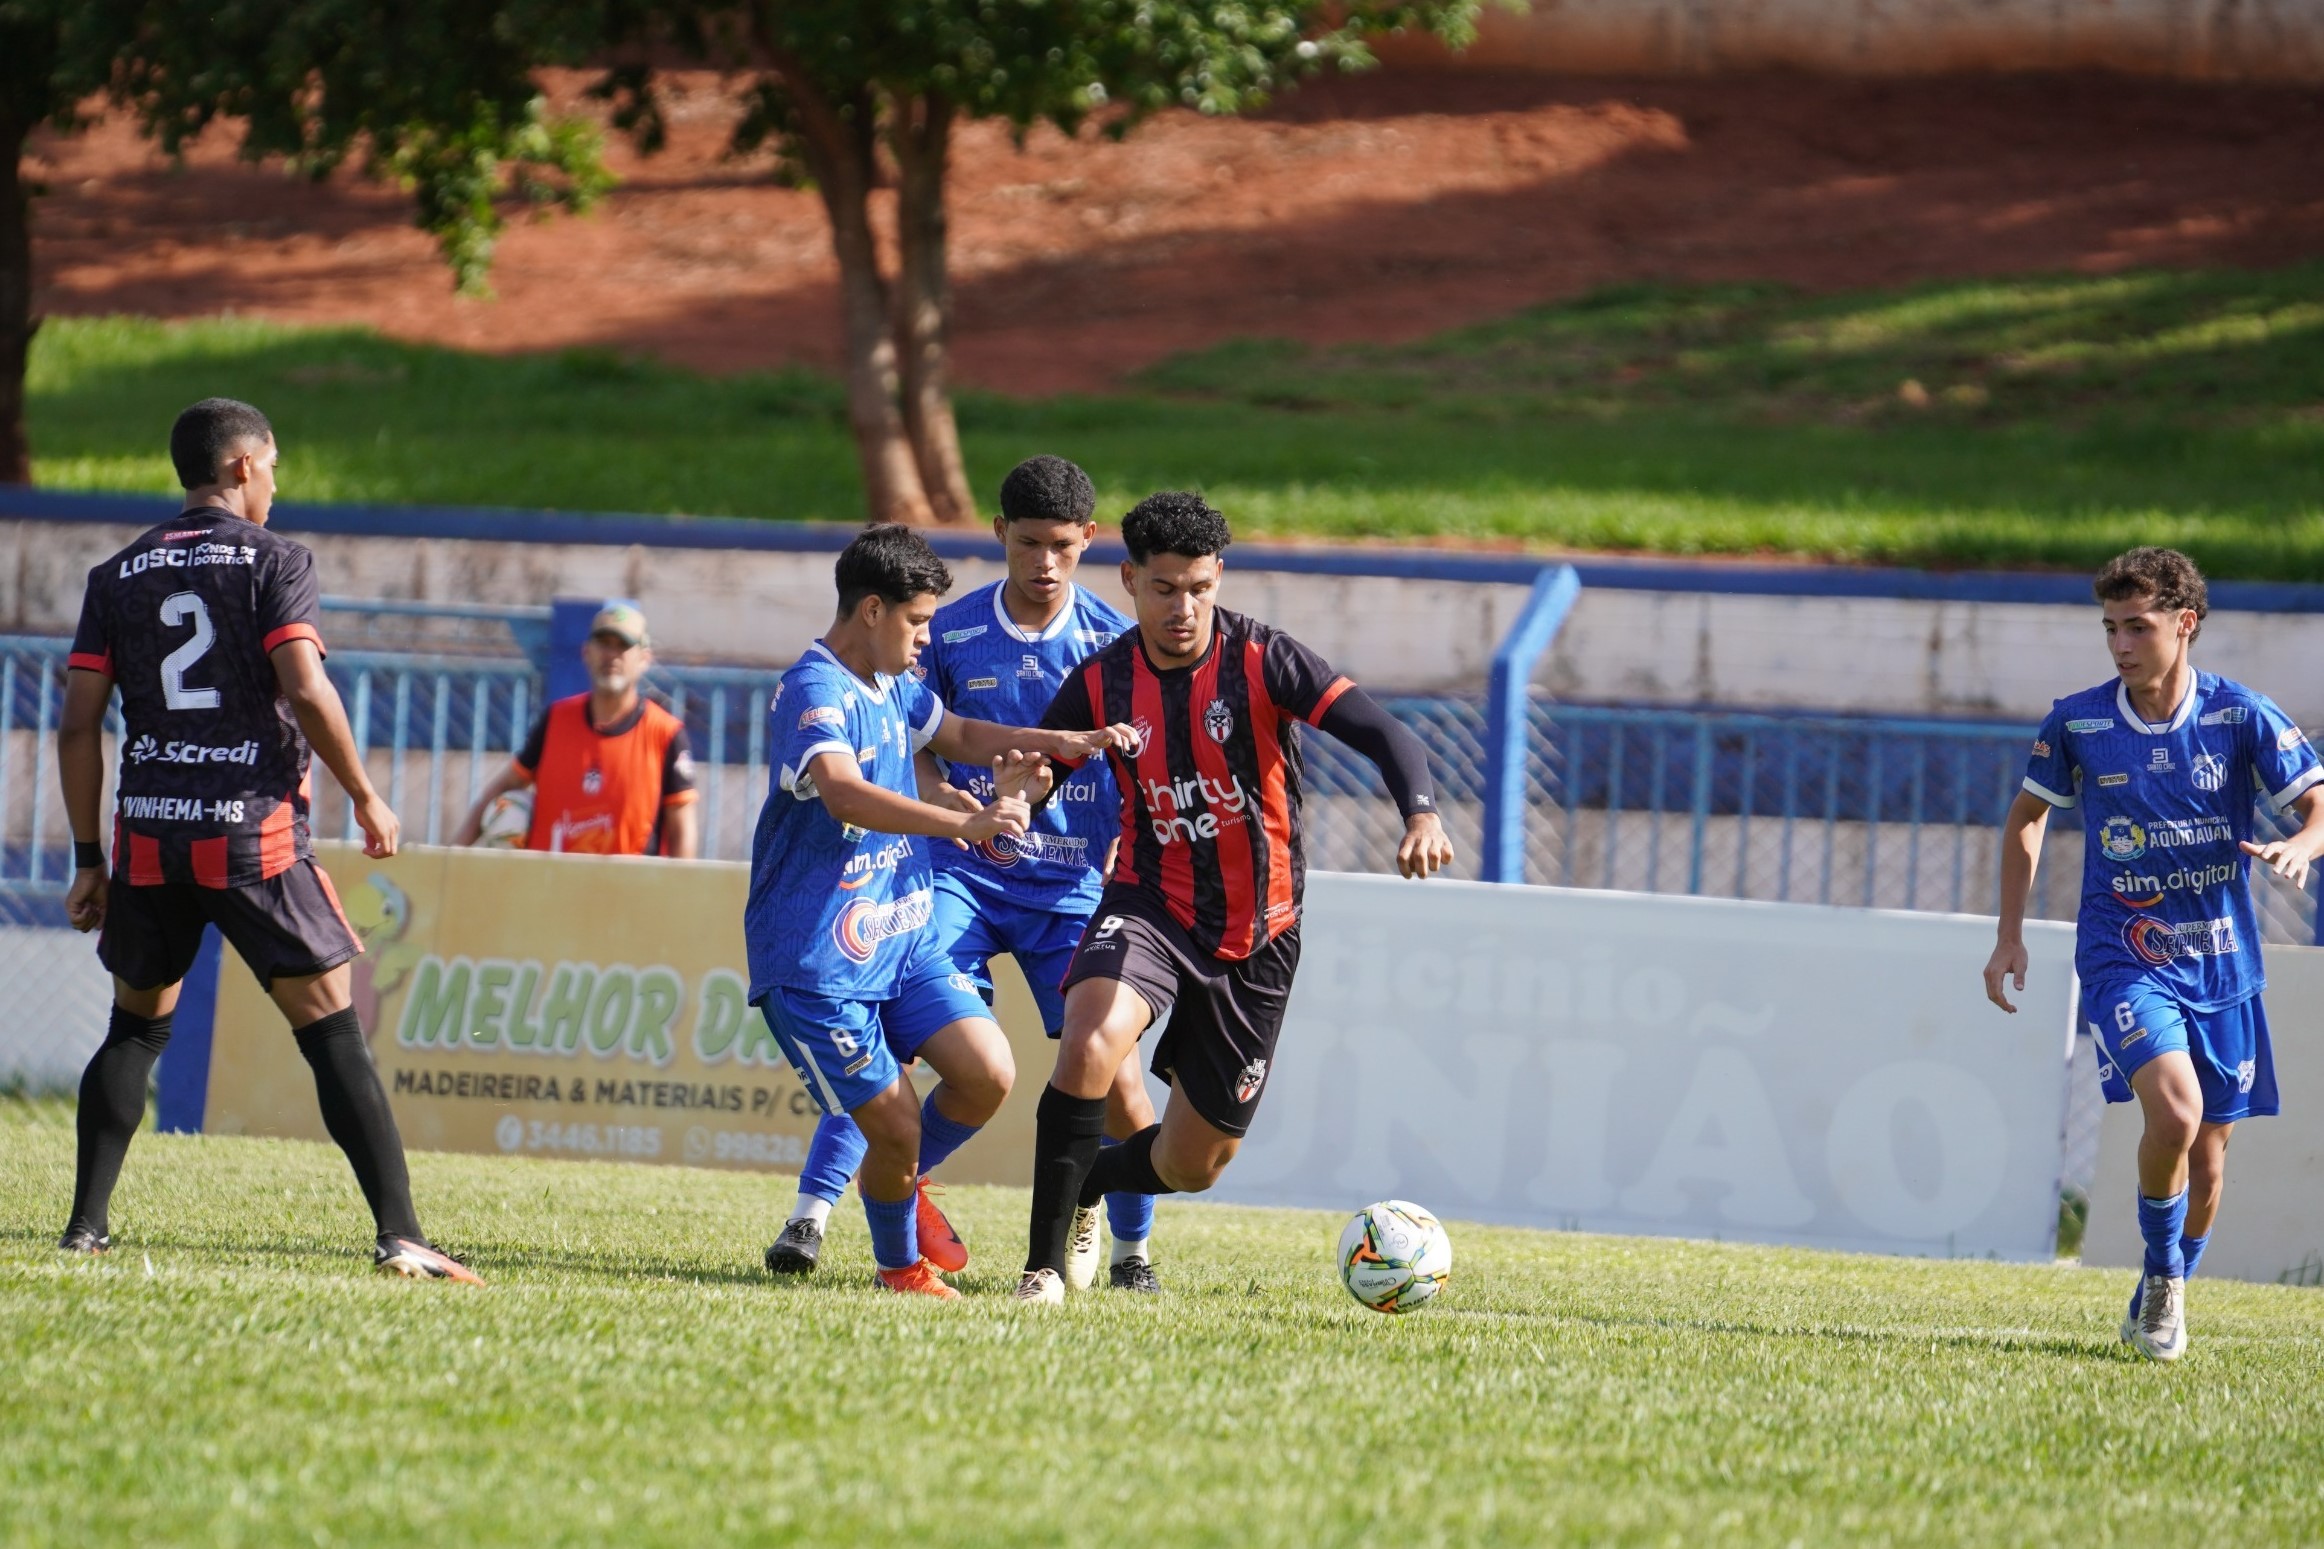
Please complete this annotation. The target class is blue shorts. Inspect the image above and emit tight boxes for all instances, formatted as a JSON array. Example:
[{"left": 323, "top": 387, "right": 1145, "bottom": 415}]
[
  {"left": 2085, "top": 978, "right": 2277, "bottom": 1125},
  {"left": 756, "top": 949, "right": 991, "bottom": 1118},
  {"left": 929, "top": 870, "right": 1092, "bottom": 1037}
]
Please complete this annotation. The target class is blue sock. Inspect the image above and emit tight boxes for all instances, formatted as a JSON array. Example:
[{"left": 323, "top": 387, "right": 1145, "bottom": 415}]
[
  {"left": 800, "top": 1114, "right": 868, "bottom": 1203},
  {"left": 2180, "top": 1231, "right": 2210, "bottom": 1279},
  {"left": 863, "top": 1192, "right": 919, "bottom": 1271},
  {"left": 1100, "top": 1137, "right": 1157, "bottom": 1244},
  {"left": 2137, "top": 1190, "right": 2189, "bottom": 1279},
  {"left": 917, "top": 1093, "right": 980, "bottom": 1174}
]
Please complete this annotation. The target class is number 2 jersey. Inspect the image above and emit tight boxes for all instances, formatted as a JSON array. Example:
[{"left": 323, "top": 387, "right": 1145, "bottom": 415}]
[
  {"left": 2022, "top": 672, "right": 2322, "bottom": 1010},
  {"left": 742, "top": 642, "right": 947, "bottom": 1002},
  {"left": 917, "top": 580, "right": 1129, "bottom": 916},
  {"left": 69, "top": 506, "right": 327, "bottom": 887}
]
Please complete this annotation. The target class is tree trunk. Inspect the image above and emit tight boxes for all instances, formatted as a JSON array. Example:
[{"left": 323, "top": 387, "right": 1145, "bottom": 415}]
[
  {"left": 891, "top": 93, "right": 975, "bottom": 526},
  {"left": 760, "top": 62, "right": 932, "bottom": 526},
  {"left": 0, "top": 114, "right": 33, "bottom": 486}
]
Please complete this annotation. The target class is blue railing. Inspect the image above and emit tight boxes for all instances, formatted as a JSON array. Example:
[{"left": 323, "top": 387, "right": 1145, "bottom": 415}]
[{"left": 1, "top": 627, "right": 2317, "bottom": 944}]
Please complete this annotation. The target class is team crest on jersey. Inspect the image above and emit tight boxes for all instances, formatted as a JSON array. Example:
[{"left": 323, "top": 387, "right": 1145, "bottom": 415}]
[
  {"left": 1124, "top": 717, "right": 1153, "bottom": 756},
  {"left": 1234, "top": 1058, "right": 1268, "bottom": 1104},
  {"left": 1204, "top": 699, "right": 1234, "bottom": 744},
  {"left": 581, "top": 767, "right": 603, "bottom": 796},
  {"left": 2190, "top": 752, "right": 2228, "bottom": 792},
  {"left": 2099, "top": 817, "right": 2146, "bottom": 861}
]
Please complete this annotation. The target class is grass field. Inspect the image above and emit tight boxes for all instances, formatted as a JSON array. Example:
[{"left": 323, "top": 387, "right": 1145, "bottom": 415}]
[
  {"left": 5, "top": 1098, "right": 2323, "bottom": 1547},
  {"left": 26, "top": 264, "right": 2324, "bottom": 580}
]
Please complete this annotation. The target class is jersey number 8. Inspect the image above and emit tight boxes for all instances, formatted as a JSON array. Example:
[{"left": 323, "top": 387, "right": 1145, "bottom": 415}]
[{"left": 159, "top": 592, "right": 221, "bottom": 711}]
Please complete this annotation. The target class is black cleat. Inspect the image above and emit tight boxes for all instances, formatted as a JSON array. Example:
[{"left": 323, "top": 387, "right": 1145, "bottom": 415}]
[
  {"left": 765, "top": 1218, "right": 823, "bottom": 1275},
  {"left": 57, "top": 1224, "right": 110, "bottom": 1255},
  {"left": 1108, "top": 1256, "right": 1161, "bottom": 1294}
]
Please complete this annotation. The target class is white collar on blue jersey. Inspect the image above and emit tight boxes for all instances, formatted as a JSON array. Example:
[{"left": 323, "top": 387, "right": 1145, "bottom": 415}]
[
  {"left": 805, "top": 639, "right": 891, "bottom": 702},
  {"left": 991, "top": 581, "right": 1081, "bottom": 644},
  {"left": 2116, "top": 677, "right": 2196, "bottom": 735}
]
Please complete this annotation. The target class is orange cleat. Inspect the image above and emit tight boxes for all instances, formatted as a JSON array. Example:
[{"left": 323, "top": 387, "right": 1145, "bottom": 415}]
[
  {"left": 876, "top": 1259, "right": 961, "bottom": 1300},
  {"left": 915, "top": 1175, "right": 969, "bottom": 1274},
  {"left": 374, "top": 1235, "right": 485, "bottom": 1285}
]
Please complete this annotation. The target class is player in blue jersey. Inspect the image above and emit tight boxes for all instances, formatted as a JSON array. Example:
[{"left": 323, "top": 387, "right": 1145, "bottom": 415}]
[
  {"left": 745, "top": 524, "right": 1129, "bottom": 1299},
  {"left": 1984, "top": 547, "right": 2323, "bottom": 1361},
  {"left": 766, "top": 457, "right": 1169, "bottom": 1292}
]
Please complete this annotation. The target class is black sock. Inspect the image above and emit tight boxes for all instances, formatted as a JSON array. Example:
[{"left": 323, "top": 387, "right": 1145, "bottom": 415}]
[
  {"left": 1079, "top": 1124, "right": 1177, "bottom": 1208},
  {"left": 1025, "top": 1085, "right": 1106, "bottom": 1274},
  {"left": 66, "top": 1007, "right": 174, "bottom": 1238},
  {"left": 293, "top": 1008, "right": 424, "bottom": 1243}
]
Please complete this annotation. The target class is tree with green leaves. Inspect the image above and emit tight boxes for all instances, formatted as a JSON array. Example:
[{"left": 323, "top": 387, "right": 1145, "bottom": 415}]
[
  {"left": 594, "top": 1, "right": 1491, "bottom": 524},
  {"left": 0, "top": 0, "right": 612, "bottom": 484}
]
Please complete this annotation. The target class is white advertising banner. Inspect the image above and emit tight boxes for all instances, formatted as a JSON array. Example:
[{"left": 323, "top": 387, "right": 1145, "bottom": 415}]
[{"left": 1209, "top": 875, "right": 2081, "bottom": 1261}]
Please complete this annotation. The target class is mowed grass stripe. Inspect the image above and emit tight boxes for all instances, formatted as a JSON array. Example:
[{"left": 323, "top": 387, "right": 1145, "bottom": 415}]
[
  {"left": 4, "top": 1100, "right": 2323, "bottom": 1547},
  {"left": 25, "top": 262, "right": 2324, "bottom": 580}
]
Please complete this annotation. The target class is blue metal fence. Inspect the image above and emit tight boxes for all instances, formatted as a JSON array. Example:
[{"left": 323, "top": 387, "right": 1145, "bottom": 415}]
[{"left": 0, "top": 629, "right": 2316, "bottom": 944}]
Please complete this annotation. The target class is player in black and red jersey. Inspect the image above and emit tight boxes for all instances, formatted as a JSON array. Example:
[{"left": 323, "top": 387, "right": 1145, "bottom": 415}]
[
  {"left": 55, "top": 397, "right": 477, "bottom": 1283},
  {"left": 1014, "top": 491, "right": 1454, "bottom": 1303}
]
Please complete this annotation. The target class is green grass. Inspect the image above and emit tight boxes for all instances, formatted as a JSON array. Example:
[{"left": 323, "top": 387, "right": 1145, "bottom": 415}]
[
  {"left": 6, "top": 1098, "right": 2324, "bottom": 1547},
  {"left": 23, "top": 263, "right": 2324, "bottom": 578}
]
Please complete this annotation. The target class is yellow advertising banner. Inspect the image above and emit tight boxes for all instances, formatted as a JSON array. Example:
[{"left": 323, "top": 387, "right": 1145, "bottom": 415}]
[{"left": 203, "top": 843, "right": 1050, "bottom": 1187}]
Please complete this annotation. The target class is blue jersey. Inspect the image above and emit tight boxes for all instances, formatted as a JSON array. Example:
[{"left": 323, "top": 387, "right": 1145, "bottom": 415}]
[
  {"left": 917, "top": 581, "right": 1129, "bottom": 915},
  {"left": 2023, "top": 672, "right": 2322, "bottom": 1010},
  {"left": 744, "top": 642, "right": 947, "bottom": 1001}
]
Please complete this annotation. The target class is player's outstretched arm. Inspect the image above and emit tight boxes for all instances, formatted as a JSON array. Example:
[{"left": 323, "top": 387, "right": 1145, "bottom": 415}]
[
  {"left": 1983, "top": 791, "right": 2054, "bottom": 1014},
  {"left": 806, "top": 751, "right": 1029, "bottom": 846},
  {"left": 925, "top": 713, "right": 1135, "bottom": 770},
  {"left": 2241, "top": 787, "right": 2324, "bottom": 889},
  {"left": 1314, "top": 686, "right": 1454, "bottom": 879},
  {"left": 271, "top": 639, "right": 399, "bottom": 860},
  {"left": 58, "top": 667, "right": 113, "bottom": 932}
]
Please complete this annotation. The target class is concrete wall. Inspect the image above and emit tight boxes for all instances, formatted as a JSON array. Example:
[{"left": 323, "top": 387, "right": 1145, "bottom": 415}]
[
  {"left": 1383, "top": 0, "right": 2324, "bottom": 83},
  {"left": 14, "top": 517, "right": 2324, "bottom": 722}
]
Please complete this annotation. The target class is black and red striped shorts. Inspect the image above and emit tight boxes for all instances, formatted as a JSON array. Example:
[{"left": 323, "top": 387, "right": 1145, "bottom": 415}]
[{"left": 98, "top": 860, "right": 361, "bottom": 992}]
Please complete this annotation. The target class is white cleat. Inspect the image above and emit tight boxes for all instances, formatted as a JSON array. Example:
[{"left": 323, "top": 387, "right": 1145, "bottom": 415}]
[
  {"left": 1014, "top": 1267, "right": 1066, "bottom": 1306},
  {"left": 1065, "top": 1205, "right": 1103, "bottom": 1292},
  {"left": 2129, "top": 1273, "right": 2186, "bottom": 1362}
]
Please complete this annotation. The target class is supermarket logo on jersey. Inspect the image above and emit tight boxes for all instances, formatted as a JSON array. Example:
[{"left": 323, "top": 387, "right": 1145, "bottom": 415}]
[
  {"left": 1143, "top": 771, "right": 1251, "bottom": 844},
  {"left": 125, "top": 734, "right": 259, "bottom": 766},
  {"left": 2124, "top": 914, "right": 2239, "bottom": 967},
  {"left": 975, "top": 831, "right": 1091, "bottom": 869},
  {"left": 832, "top": 888, "right": 932, "bottom": 963}
]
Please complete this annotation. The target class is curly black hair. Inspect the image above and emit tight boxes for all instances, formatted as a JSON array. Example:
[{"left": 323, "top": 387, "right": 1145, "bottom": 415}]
[
  {"left": 169, "top": 397, "right": 273, "bottom": 489},
  {"left": 1120, "top": 491, "right": 1231, "bottom": 564},
  {"left": 835, "top": 523, "right": 954, "bottom": 615},
  {"left": 2094, "top": 546, "right": 2208, "bottom": 641},
  {"left": 998, "top": 455, "right": 1097, "bottom": 525}
]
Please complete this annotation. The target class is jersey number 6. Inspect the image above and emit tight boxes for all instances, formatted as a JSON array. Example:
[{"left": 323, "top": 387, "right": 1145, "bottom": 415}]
[{"left": 159, "top": 592, "right": 222, "bottom": 711}]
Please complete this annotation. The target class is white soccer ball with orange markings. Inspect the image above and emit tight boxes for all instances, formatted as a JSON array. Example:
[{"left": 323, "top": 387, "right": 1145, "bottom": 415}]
[{"left": 1337, "top": 1200, "right": 1451, "bottom": 1314}]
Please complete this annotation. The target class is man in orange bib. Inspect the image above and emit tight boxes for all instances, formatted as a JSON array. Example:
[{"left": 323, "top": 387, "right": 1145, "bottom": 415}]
[{"left": 455, "top": 601, "right": 699, "bottom": 857}]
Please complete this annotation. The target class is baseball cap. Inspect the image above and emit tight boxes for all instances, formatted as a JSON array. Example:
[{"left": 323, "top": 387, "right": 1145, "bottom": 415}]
[{"left": 590, "top": 601, "right": 650, "bottom": 647}]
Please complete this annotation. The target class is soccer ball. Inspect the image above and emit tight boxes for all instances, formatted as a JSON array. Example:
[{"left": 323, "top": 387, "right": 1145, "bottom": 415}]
[
  {"left": 1337, "top": 1200, "right": 1451, "bottom": 1314},
  {"left": 476, "top": 788, "right": 534, "bottom": 848}
]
